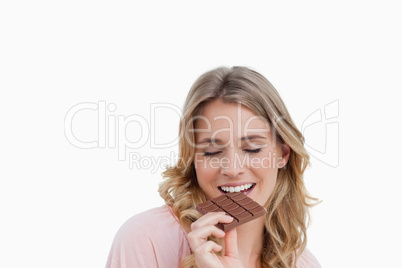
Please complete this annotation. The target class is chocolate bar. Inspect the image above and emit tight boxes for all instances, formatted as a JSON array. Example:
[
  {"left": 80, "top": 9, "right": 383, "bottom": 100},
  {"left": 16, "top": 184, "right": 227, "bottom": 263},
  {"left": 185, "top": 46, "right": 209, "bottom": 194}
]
[{"left": 196, "top": 192, "right": 267, "bottom": 231}]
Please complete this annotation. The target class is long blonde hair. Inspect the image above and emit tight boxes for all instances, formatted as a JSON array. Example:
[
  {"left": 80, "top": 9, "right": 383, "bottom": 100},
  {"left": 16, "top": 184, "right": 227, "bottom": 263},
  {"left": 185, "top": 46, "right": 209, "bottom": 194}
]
[{"left": 158, "top": 66, "right": 318, "bottom": 267}]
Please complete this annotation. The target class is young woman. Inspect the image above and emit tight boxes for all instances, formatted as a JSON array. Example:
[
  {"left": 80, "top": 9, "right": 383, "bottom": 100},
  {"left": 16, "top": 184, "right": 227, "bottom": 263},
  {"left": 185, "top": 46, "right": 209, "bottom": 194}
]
[{"left": 106, "top": 66, "right": 320, "bottom": 267}]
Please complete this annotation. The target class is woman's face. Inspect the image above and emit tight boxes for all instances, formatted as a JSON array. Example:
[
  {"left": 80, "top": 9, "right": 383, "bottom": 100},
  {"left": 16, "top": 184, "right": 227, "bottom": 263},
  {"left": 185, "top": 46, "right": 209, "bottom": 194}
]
[{"left": 193, "top": 99, "right": 290, "bottom": 207}]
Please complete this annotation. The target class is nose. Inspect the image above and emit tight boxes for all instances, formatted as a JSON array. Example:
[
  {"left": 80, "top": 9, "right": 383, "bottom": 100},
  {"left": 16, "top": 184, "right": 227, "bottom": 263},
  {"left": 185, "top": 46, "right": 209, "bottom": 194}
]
[{"left": 220, "top": 150, "right": 246, "bottom": 178}]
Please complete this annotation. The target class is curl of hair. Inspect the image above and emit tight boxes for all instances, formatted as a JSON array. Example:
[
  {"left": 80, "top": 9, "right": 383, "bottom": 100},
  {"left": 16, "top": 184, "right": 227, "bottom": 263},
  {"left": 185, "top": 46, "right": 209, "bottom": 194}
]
[{"left": 158, "top": 66, "right": 319, "bottom": 268}]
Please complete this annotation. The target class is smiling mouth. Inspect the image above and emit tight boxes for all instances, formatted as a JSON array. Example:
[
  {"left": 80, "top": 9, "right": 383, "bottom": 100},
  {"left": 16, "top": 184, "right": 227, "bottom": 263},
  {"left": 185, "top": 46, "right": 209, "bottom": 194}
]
[{"left": 218, "top": 183, "right": 256, "bottom": 194}]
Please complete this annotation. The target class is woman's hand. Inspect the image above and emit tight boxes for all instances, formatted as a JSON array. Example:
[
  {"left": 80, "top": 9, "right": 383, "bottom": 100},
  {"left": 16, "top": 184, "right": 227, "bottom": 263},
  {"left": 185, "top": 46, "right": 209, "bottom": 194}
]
[{"left": 187, "top": 212, "right": 244, "bottom": 268}]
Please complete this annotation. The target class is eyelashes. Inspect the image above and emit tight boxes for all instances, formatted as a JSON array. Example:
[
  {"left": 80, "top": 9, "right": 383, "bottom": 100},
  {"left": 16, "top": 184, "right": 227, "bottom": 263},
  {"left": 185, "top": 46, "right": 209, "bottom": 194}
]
[
  {"left": 204, "top": 151, "right": 221, "bottom": 157},
  {"left": 204, "top": 148, "right": 262, "bottom": 157},
  {"left": 244, "top": 148, "right": 262, "bottom": 154}
]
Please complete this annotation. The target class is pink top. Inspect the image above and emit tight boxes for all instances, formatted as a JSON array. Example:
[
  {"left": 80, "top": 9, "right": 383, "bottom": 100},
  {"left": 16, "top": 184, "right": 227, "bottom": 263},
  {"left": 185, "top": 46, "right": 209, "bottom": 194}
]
[{"left": 106, "top": 205, "right": 321, "bottom": 268}]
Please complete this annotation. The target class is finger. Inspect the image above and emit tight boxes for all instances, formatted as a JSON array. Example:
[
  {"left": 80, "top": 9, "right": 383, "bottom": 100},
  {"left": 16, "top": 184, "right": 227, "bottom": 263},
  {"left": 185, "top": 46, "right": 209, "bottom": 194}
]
[
  {"left": 192, "top": 225, "right": 226, "bottom": 240},
  {"left": 188, "top": 225, "right": 226, "bottom": 251},
  {"left": 195, "top": 240, "right": 222, "bottom": 255},
  {"left": 224, "top": 227, "right": 240, "bottom": 258},
  {"left": 194, "top": 241, "right": 223, "bottom": 268},
  {"left": 189, "top": 212, "right": 234, "bottom": 253},
  {"left": 191, "top": 212, "right": 234, "bottom": 231}
]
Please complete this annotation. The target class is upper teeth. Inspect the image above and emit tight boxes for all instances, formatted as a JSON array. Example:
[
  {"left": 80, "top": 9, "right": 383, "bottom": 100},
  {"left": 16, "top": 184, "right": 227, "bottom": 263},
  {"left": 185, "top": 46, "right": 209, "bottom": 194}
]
[{"left": 220, "top": 184, "right": 253, "bottom": 193}]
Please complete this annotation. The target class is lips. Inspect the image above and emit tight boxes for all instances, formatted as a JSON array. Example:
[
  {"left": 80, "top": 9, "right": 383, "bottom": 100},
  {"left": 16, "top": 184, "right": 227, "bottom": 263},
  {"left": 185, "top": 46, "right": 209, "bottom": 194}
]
[{"left": 218, "top": 183, "right": 256, "bottom": 195}]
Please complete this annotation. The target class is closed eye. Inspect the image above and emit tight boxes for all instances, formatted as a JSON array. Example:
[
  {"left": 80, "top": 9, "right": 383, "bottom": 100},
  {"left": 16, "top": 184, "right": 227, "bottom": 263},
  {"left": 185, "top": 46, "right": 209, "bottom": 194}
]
[
  {"left": 244, "top": 148, "right": 262, "bottom": 154},
  {"left": 204, "top": 151, "right": 222, "bottom": 156}
]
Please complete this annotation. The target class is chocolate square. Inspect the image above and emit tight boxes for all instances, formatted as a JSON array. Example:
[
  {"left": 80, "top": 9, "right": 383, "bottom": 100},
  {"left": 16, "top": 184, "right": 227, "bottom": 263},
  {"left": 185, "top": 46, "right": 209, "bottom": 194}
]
[{"left": 196, "top": 192, "right": 267, "bottom": 231}]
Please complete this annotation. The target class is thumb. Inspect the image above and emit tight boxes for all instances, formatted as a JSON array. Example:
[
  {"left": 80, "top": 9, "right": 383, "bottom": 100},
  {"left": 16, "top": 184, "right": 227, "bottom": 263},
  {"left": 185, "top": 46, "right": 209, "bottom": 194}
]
[{"left": 224, "top": 228, "right": 239, "bottom": 258}]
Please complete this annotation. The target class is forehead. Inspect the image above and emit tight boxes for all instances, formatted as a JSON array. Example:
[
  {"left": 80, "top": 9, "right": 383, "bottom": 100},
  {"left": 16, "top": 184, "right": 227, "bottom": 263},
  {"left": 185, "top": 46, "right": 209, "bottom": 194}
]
[{"left": 195, "top": 100, "right": 271, "bottom": 138}]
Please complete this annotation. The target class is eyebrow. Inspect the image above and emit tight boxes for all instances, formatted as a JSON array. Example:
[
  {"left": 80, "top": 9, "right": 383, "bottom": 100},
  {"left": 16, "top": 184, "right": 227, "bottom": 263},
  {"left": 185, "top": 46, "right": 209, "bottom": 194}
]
[{"left": 196, "top": 135, "right": 267, "bottom": 144}]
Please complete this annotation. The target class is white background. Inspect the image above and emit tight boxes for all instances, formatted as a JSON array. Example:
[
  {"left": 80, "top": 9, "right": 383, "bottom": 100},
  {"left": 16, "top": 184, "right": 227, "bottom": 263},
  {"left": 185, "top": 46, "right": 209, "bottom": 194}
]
[{"left": 1, "top": 1, "right": 401, "bottom": 267}]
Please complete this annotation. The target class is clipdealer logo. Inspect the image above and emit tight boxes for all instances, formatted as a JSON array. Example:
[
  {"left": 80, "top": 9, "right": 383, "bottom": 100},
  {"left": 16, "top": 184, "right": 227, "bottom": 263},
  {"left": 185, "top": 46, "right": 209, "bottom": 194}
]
[
  {"left": 301, "top": 100, "right": 339, "bottom": 167},
  {"left": 64, "top": 101, "right": 182, "bottom": 170},
  {"left": 64, "top": 100, "right": 339, "bottom": 171}
]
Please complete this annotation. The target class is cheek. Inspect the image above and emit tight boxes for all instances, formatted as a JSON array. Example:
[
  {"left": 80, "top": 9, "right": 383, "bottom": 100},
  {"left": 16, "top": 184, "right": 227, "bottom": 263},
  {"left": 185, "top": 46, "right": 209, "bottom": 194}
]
[
  {"left": 248, "top": 150, "right": 281, "bottom": 169},
  {"left": 255, "top": 167, "right": 277, "bottom": 185},
  {"left": 265, "top": 175, "right": 277, "bottom": 193},
  {"left": 252, "top": 165, "right": 279, "bottom": 200},
  {"left": 194, "top": 158, "right": 217, "bottom": 185}
]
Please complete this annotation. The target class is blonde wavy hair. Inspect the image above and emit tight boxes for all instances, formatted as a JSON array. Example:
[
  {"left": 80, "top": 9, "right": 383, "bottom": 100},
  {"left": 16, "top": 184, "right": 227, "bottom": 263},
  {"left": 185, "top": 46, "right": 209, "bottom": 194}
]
[{"left": 159, "top": 66, "right": 318, "bottom": 268}]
